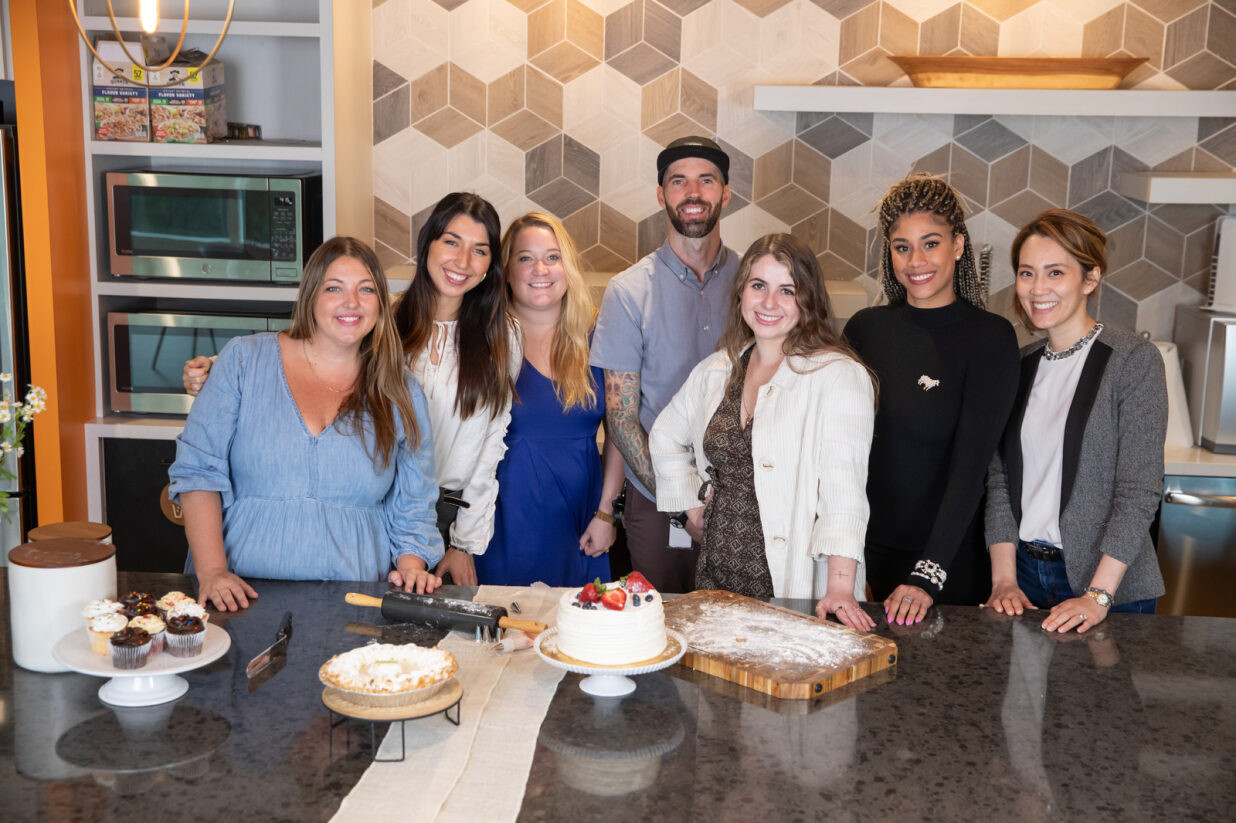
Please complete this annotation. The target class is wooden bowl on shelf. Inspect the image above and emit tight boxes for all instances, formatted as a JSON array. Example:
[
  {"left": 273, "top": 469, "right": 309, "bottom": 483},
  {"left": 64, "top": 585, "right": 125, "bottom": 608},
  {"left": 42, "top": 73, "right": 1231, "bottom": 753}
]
[{"left": 888, "top": 56, "right": 1148, "bottom": 89}]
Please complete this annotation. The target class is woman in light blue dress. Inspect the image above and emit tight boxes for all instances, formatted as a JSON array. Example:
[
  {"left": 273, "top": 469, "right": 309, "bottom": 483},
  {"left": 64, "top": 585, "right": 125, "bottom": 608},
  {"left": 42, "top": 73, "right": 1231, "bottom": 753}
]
[{"left": 169, "top": 237, "right": 442, "bottom": 611}]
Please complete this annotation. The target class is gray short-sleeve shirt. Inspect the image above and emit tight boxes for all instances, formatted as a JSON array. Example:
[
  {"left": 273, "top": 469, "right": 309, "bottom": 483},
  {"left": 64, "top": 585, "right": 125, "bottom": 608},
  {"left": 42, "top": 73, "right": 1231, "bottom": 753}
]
[{"left": 590, "top": 238, "right": 740, "bottom": 499}]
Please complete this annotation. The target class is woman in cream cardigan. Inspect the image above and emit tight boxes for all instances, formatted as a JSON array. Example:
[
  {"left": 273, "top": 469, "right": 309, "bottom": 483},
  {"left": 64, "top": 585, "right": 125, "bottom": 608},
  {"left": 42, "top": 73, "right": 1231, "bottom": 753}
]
[{"left": 649, "top": 234, "right": 877, "bottom": 630}]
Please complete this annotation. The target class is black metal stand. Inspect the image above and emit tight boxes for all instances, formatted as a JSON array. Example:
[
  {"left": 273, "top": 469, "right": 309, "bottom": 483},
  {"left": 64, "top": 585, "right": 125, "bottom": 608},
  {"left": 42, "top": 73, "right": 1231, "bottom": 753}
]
[{"left": 326, "top": 697, "right": 462, "bottom": 762}]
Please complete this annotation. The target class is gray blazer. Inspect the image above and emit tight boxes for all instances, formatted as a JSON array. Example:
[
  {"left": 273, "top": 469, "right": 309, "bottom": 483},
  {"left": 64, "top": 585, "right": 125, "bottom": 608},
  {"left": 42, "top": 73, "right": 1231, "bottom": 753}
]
[{"left": 985, "top": 327, "right": 1167, "bottom": 605}]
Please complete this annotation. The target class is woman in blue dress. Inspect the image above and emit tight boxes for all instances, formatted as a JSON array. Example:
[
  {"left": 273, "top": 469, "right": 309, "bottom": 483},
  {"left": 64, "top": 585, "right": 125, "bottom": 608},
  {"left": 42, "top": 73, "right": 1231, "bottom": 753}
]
[
  {"left": 169, "top": 237, "right": 443, "bottom": 611},
  {"left": 475, "top": 213, "right": 625, "bottom": 586}
]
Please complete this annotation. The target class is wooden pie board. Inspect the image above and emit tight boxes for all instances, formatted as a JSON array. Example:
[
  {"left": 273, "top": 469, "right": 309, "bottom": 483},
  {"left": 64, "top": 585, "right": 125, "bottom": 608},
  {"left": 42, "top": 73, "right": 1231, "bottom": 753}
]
[
  {"left": 664, "top": 590, "right": 897, "bottom": 700},
  {"left": 321, "top": 677, "right": 462, "bottom": 721}
]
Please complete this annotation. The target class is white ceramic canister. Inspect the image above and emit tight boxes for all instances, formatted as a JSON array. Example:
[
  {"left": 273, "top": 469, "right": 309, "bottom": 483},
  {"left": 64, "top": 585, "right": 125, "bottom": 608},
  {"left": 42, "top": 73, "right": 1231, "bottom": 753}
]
[{"left": 8, "top": 538, "right": 116, "bottom": 672}]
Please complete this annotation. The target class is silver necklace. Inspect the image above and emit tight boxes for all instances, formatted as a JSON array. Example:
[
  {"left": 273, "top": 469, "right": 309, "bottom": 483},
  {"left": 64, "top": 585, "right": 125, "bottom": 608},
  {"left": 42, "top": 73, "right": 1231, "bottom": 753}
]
[
  {"left": 1043, "top": 323, "right": 1102, "bottom": 361},
  {"left": 302, "top": 340, "right": 355, "bottom": 394}
]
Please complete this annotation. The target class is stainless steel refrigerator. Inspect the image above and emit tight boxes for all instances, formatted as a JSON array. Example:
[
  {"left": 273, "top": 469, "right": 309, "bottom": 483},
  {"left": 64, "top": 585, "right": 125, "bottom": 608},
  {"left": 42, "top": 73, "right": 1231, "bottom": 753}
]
[{"left": 0, "top": 78, "right": 37, "bottom": 556}]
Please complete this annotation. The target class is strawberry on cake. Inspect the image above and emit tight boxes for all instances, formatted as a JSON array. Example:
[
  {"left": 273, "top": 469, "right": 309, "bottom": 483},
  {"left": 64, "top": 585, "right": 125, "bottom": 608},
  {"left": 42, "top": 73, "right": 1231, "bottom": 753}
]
[{"left": 555, "top": 572, "right": 667, "bottom": 666}]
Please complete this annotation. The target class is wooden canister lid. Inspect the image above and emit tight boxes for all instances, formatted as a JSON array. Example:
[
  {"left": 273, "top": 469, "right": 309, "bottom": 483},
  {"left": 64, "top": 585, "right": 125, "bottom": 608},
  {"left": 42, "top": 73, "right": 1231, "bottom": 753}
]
[
  {"left": 28, "top": 521, "right": 113, "bottom": 541},
  {"left": 8, "top": 538, "right": 115, "bottom": 568}
]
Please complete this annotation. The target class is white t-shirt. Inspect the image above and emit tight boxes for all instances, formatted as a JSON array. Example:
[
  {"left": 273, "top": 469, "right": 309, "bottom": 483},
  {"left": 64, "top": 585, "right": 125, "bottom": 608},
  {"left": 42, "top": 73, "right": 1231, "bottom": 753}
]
[{"left": 1018, "top": 331, "right": 1101, "bottom": 547}]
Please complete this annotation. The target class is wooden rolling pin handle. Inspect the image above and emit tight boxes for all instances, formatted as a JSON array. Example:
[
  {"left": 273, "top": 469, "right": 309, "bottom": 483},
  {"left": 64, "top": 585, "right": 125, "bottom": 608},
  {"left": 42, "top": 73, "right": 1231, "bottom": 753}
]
[
  {"left": 498, "top": 617, "right": 547, "bottom": 635},
  {"left": 345, "top": 592, "right": 384, "bottom": 608}
]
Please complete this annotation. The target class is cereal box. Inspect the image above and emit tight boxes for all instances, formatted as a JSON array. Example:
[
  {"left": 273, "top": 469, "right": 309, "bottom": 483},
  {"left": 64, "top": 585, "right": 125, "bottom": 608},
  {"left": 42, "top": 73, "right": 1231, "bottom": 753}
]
[
  {"left": 91, "top": 41, "right": 150, "bottom": 142},
  {"left": 149, "top": 62, "right": 226, "bottom": 144}
]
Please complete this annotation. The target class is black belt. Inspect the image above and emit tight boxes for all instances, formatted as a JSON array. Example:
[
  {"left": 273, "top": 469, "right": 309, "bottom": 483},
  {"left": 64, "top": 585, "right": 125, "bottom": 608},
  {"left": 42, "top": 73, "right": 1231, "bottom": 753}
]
[{"left": 1019, "top": 540, "right": 1063, "bottom": 562}]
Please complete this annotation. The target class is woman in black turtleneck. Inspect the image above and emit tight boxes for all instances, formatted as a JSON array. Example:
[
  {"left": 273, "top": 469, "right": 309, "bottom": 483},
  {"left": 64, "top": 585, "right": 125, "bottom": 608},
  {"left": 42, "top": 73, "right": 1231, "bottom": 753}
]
[{"left": 844, "top": 174, "right": 1019, "bottom": 624}]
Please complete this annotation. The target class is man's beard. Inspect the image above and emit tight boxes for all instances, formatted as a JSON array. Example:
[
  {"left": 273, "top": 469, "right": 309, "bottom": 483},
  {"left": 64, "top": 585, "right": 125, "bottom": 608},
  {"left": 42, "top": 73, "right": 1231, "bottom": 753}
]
[{"left": 667, "top": 198, "right": 721, "bottom": 239}]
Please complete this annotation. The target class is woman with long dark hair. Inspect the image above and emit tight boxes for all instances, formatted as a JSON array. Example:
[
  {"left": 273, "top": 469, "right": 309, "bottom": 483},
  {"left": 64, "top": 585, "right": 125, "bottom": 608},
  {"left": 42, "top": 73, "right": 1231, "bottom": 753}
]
[
  {"left": 650, "top": 233, "right": 877, "bottom": 629},
  {"left": 387, "top": 192, "right": 519, "bottom": 587},
  {"left": 170, "top": 237, "right": 441, "bottom": 610}
]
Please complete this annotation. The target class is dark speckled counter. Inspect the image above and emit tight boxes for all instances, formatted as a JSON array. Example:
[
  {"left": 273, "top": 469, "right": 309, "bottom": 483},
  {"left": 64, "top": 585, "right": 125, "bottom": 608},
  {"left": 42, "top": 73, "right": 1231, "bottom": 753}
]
[{"left": 2, "top": 571, "right": 1233, "bottom": 821}]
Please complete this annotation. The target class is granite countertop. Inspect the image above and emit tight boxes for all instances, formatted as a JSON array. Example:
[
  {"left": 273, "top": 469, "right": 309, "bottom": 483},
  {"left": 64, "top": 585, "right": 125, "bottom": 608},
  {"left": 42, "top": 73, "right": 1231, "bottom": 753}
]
[{"left": 2, "top": 571, "right": 1233, "bottom": 821}]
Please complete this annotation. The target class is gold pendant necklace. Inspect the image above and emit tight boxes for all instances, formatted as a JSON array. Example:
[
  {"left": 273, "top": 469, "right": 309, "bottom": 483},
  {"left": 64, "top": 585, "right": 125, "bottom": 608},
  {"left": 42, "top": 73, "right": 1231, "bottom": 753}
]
[{"left": 302, "top": 339, "right": 355, "bottom": 394}]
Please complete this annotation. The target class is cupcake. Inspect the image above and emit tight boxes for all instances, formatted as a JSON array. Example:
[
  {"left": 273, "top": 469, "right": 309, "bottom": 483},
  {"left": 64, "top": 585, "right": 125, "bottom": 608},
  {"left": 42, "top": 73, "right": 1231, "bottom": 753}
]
[
  {"left": 168, "top": 600, "right": 209, "bottom": 624},
  {"left": 121, "top": 591, "right": 156, "bottom": 609},
  {"left": 82, "top": 599, "right": 124, "bottom": 624},
  {"left": 110, "top": 627, "right": 152, "bottom": 670},
  {"left": 88, "top": 613, "right": 128, "bottom": 655},
  {"left": 156, "top": 591, "right": 192, "bottom": 619},
  {"left": 124, "top": 600, "right": 158, "bottom": 619},
  {"left": 129, "top": 614, "right": 166, "bottom": 656},
  {"left": 165, "top": 615, "right": 206, "bottom": 658}
]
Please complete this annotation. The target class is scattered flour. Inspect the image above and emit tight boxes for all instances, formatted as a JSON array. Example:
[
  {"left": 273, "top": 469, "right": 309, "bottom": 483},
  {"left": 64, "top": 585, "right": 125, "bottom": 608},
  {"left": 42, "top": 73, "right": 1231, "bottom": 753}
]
[{"left": 666, "top": 601, "right": 876, "bottom": 676}]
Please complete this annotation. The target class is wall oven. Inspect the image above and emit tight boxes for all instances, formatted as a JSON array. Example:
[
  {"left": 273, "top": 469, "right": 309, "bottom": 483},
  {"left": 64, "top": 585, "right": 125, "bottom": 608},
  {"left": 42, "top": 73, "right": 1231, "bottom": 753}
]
[
  {"left": 108, "top": 311, "right": 290, "bottom": 414},
  {"left": 105, "top": 169, "right": 322, "bottom": 282}
]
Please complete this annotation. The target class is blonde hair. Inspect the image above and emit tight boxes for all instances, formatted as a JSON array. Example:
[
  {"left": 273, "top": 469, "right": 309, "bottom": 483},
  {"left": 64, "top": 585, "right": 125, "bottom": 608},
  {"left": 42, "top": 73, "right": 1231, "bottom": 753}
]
[
  {"left": 501, "top": 212, "right": 598, "bottom": 412},
  {"left": 287, "top": 237, "right": 417, "bottom": 468},
  {"left": 876, "top": 173, "right": 985, "bottom": 308}
]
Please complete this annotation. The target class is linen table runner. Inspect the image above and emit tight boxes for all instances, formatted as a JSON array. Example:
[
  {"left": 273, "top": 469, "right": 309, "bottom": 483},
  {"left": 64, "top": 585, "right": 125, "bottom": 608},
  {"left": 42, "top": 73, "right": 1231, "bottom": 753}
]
[{"left": 332, "top": 585, "right": 565, "bottom": 822}]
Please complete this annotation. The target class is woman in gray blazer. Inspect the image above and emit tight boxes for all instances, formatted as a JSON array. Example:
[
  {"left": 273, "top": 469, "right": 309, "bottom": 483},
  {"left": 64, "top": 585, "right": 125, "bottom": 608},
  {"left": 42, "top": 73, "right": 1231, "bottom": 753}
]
[{"left": 985, "top": 209, "right": 1166, "bottom": 632}]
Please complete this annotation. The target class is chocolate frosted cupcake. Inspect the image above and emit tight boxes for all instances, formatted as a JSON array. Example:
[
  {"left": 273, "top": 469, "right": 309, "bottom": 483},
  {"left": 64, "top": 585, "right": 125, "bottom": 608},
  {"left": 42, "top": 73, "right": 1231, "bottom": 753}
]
[
  {"left": 129, "top": 614, "right": 166, "bottom": 656},
  {"left": 165, "top": 615, "right": 206, "bottom": 658},
  {"left": 121, "top": 591, "right": 158, "bottom": 619},
  {"left": 110, "top": 627, "right": 152, "bottom": 670}
]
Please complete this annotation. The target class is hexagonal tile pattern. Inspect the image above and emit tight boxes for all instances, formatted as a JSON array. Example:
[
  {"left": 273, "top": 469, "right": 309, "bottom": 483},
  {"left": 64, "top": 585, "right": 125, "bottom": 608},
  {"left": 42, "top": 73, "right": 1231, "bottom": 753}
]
[
  {"left": 372, "top": 0, "right": 1236, "bottom": 338},
  {"left": 529, "top": 0, "right": 605, "bottom": 83},
  {"left": 526, "top": 134, "right": 601, "bottom": 217}
]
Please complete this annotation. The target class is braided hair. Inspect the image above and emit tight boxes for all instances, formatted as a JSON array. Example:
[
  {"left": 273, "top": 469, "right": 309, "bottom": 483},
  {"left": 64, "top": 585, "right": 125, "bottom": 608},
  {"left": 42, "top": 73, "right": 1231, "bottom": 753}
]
[{"left": 875, "top": 173, "right": 985, "bottom": 309}]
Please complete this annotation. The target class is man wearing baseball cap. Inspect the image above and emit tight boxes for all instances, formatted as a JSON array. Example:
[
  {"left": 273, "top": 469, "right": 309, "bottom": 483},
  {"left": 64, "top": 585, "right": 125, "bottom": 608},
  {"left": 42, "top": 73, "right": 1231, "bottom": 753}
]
[{"left": 590, "top": 136, "right": 739, "bottom": 592}]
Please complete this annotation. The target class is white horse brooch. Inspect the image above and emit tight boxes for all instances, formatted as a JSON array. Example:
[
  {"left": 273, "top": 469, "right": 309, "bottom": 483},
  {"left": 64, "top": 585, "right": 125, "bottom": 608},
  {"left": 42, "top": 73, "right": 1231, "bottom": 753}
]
[{"left": 917, "top": 374, "right": 941, "bottom": 391}]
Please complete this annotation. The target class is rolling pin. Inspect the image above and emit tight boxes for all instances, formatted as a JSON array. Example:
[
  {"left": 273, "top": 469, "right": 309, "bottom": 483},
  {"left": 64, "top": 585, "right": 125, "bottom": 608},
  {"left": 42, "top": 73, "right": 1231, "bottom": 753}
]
[{"left": 345, "top": 591, "right": 547, "bottom": 636}]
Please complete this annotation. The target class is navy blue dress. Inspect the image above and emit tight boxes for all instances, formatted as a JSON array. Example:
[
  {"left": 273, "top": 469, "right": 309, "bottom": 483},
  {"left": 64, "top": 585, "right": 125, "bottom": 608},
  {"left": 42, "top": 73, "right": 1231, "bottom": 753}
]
[{"left": 476, "top": 359, "right": 611, "bottom": 586}]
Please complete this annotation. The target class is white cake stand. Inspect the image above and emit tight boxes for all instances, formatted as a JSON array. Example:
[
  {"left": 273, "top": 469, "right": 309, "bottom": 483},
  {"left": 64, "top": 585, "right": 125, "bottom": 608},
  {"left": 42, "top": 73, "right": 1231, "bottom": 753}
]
[
  {"left": 53, "top": 624, "right": 231, "bottom": 707},
  {"left": 535, "top": 628, "right": 686, "bottom": 697}
]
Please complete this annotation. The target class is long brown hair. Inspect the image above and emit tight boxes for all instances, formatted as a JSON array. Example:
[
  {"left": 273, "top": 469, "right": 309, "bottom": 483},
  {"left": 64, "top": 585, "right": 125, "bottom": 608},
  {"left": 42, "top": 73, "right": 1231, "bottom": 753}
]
[
  {"left": 717, "top": 233, "right": 868, "bottom": 387},
  {"left": 1010, "top": 209, "right": 1106, "bottom": 329},
  {"left": 286, "top": 236, "right": 417, "bottom": 468},
  {"left": 501, "top": 212, "right": 597, "bottom": 412},
  {"left": 876, "top": 172, "right": 984, "bottom": 308},
  {"left": 392, "top": 192, "right": 515, "bottom": 419}
]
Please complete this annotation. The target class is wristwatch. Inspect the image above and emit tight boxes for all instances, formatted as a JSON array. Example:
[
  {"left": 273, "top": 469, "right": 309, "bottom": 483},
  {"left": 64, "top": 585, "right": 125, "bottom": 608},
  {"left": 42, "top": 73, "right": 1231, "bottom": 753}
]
[
  {"left": 668, "top": 511, "right": 688, "bottom": 529},
  {"left": 1084, "top": 587, "right": 1113, "bottom": 609}
]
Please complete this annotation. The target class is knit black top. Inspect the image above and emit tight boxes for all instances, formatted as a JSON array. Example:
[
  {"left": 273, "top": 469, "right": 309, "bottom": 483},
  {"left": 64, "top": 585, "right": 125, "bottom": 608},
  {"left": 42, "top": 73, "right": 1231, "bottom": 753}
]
[{"left": 844, "top": 300, "right": 1019, "bottom": 603}]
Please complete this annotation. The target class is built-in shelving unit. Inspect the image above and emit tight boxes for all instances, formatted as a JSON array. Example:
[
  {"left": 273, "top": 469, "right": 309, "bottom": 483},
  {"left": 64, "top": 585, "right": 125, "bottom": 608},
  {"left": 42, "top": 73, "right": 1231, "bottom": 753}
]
[
  {"left": 753, "top": 85, "right": 1236, "bottom": 118},
  {"left": 80, "top": 0, "right": 337, "bottom": 521},
  {"left": 1116, "top": 172, "right": 1236, "bottom": 204}
]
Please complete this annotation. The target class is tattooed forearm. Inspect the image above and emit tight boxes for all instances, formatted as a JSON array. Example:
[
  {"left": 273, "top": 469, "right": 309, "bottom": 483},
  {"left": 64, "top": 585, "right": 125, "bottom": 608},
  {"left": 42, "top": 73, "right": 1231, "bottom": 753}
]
[{"left": 603, "top": 369, "right": 656, "bottom": 494}]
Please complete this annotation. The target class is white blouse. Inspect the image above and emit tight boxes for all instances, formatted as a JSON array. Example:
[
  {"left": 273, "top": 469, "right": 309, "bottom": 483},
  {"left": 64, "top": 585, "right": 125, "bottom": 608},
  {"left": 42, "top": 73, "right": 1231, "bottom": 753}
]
[
  {"left": 1018, "top": 331, "right": 1100, "bottom": 547},
  {"left": 649, "top": 349, "right": 874, "bottom": 600},
  {"left": 411, "top": 320, "right": 521, "bottom": 555}
]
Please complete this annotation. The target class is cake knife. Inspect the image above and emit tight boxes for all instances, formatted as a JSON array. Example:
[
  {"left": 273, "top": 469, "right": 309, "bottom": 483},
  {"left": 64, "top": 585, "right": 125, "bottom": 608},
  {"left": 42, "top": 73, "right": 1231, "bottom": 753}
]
[{"left": 245, "top": 611, "right": 293, "bottom": 681}]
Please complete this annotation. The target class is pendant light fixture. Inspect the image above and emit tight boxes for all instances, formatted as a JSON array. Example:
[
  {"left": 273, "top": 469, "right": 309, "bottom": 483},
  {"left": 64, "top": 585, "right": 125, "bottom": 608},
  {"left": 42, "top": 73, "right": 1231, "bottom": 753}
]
[{"left": 68, "top": 0, "right": 235, "bottom": 88}]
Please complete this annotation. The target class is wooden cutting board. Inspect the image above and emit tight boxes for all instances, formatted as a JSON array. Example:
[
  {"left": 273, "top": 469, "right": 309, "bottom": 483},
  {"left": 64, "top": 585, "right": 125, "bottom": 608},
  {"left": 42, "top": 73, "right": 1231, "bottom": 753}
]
[{"left": 664, "top": 590, "right": 897, "bottom": 700}]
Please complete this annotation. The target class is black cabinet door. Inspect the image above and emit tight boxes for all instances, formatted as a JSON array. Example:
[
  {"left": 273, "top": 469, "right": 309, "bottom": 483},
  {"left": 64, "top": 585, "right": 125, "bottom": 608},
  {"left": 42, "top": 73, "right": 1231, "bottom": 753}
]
[{"left": 103, "top": 438, "right": 189, "bottom": 572}]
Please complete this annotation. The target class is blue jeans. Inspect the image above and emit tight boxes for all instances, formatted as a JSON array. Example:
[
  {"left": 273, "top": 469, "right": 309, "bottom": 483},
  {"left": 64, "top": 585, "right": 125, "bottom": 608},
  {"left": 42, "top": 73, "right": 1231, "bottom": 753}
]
[{"left": 1015, "top": 546, "right": 1156, "bottom": 614}]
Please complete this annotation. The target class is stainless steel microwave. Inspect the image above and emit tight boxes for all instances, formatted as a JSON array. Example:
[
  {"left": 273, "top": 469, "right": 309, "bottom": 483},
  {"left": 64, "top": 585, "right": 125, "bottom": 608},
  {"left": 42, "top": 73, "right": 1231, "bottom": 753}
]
[
  {"left": 109, "top": 311, "right": 291, "bottom": 414},
  {"left": 105, "top": 170, "right": 322, "bottom": 282}
]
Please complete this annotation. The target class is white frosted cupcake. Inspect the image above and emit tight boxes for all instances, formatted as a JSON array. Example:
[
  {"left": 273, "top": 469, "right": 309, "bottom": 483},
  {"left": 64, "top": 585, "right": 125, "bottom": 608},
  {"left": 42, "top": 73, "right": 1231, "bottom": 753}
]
[
  {"left": 168, "top": 600, "right": 209, "bottom": 624},
  {"left": 156, "top": 591, "right": 193, "bottom": 619},
  {"left": 88, "top": 613, "right": 128, "bottom": 655},
  {"left": 129, "top": 614, "right": 167, "bottom": 656},
  {"left": 82, "top": 599, "right": 124, "bottom": 625}
]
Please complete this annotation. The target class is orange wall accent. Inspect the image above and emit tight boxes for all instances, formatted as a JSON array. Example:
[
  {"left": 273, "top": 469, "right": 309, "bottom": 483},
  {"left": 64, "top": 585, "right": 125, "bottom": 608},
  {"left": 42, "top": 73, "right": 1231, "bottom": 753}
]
[{"left": 9, "top": 3, "right": 94, "bottom": 525}]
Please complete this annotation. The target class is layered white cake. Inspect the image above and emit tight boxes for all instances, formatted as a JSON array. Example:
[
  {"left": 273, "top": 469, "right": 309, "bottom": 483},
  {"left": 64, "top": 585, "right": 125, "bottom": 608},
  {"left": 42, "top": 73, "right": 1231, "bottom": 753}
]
[{"left": 555, "top": 573, "right": 667, "bottom": 666}]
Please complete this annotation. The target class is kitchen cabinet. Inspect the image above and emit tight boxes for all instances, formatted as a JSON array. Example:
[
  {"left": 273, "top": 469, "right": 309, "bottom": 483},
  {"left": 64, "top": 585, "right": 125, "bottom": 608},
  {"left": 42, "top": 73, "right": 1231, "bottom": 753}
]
[{"left": 76, "top": 1, "right": 337, "bottom": 522}]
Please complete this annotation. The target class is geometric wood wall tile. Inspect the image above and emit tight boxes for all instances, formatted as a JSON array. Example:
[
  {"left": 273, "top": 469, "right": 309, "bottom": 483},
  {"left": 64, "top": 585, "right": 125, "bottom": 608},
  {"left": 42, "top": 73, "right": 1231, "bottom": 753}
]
[
  {"left": 988, "top": 143, "right": 1030, "bottom": 207},
  {"left": 733, "top": 0, "right": 794, "bottom": 17},
  {"left": 1027, "top": 145, "right": 1068, "bottom": 204},
  {"left": 1130, "top": 0, "right": 1208, "bottom": 25},
  {"left": 838, "top": 2, "right": 878, "bottom": 65},
  {"left": 1066, "top": 146, "right": 1113, "bottom": 208},
  {"left": 1073, "top": 190, "right": 1143, "bottom": 233},
  {"left": 1163, "top": 5, "right": 1208, "bottom": 69},
  {"left": 448, "top": 0, "right": 528, "bottom": 83},
  {"left": 949, "top": 143, "right": 989, "bottom": 208},
  {"left": 879, "top": 3, "right": 918, "bottom": 57},
  {"left": 375, "top": 197, "right": 414, "bottom": 259},
  {"left": 1082, "top": 4, "right": 1124, "bottom": 58},
  {"left": 645, "top": 0, "right": 683, "bottom": 61},
  {"left": 374, "top": 84, "right": 411, "bottom": 144},
  {"left": 919, "top": 3, "right": 962, "bottom": 55},
  {"left": 967, "top": 0, "right": 1036, "bottom": 23},
  {"left": 958, "top": 2, "right": 999, "bottom": 55},
  {"left": 1106, "top": 258, "right": 1176, "bottom": 301},
  {"left": 1124, "top": 3, "right": 1166, "bottom": 70}
]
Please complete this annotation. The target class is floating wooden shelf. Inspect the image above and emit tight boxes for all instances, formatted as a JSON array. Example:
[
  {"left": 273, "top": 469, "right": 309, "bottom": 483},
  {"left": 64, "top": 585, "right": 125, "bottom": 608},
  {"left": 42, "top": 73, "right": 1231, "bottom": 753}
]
[
  {"left": 753, "top": 85, "right": 1236, "bottom": 118},
  {"left": 1116, "top": 173, "right": 1236, "bottom": 204}
]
